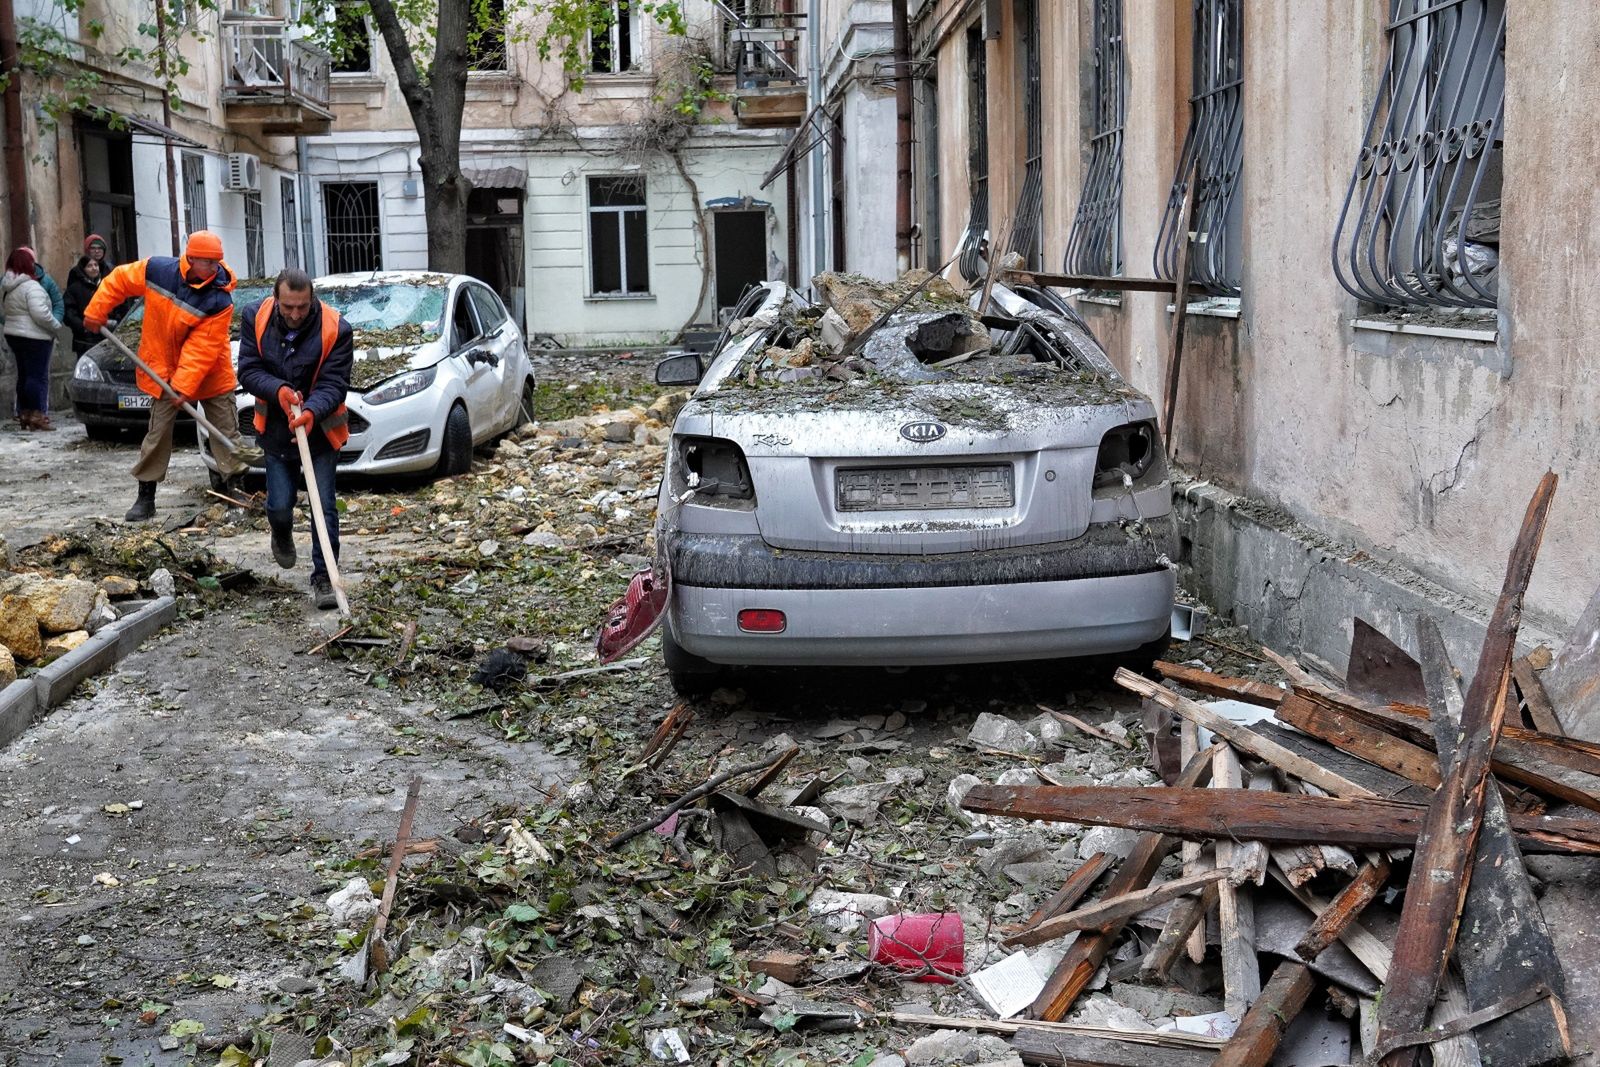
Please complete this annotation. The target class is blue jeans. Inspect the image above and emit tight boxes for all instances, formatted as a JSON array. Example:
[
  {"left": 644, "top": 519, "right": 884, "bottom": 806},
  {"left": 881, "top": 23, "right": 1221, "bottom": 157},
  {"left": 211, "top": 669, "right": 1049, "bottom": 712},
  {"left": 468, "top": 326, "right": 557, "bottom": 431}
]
[
  {"left": 6, "top": 334, "right": 52, "bottom": 414},
  {"left": 265, "top": 450, "right": 340, "bottom": 581}
]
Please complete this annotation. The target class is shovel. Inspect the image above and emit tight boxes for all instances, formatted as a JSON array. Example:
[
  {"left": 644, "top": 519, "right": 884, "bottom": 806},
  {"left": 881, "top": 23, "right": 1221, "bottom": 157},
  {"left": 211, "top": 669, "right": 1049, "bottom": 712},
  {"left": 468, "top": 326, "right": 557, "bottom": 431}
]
[
  {"left": 97, "top": 327, "right": 265, "bottom": 466},
  {"left": 289, "top": 400, "right": 352, "bottom": 617}
]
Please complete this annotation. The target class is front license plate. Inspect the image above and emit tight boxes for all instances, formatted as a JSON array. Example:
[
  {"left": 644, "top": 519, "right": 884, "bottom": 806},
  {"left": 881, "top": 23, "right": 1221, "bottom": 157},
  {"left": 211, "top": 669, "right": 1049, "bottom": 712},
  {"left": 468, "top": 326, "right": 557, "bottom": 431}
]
[
  {"left": 836, "top": 464, "right": 1014, "bottom": 512},
  {"left": 117, "top": 393, "right": 153, "bottom": 410}
]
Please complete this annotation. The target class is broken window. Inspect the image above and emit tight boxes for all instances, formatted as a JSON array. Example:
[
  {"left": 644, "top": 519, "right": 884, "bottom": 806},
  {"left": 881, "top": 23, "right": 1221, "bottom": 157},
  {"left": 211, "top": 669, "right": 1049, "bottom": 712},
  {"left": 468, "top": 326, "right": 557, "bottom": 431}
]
[
  {"left": 1332, "top": 0, "right": 1504, "bottom": 309},
  {"left": 590, "top": 1, "right": 636, "bottom": 74},
  {"left": 281, "top": 175, "right": 300, "bottom": 270},
  {"left": 1064, "top": 0, "right": 1125, "bottom": 277},
  {"left": 1155, "top": 0, "right": 1243, "bottom": 296},
  {"left": 588, "top": 176, "right": 649, "bottom": 296},
  {"left": 181, "top": 151, "right": 207, "bottom": 237},
  {"left": 1005, "top": 0, "right": 1044, "bottom": 270},
  {"left": 957, "top": 25, "right": 990, "bottom": 282},
  {"left": 330, "top": 2, "right": 373, "bottom": 75},
  {"left": 323, "top": 180, "right": 381, "bottom": 274},
  {"left": 244, "top": 190, "right": 264, "bottom": 278},
  {"left": 468, "top": 0, "right": 508, "bottom": 72}
]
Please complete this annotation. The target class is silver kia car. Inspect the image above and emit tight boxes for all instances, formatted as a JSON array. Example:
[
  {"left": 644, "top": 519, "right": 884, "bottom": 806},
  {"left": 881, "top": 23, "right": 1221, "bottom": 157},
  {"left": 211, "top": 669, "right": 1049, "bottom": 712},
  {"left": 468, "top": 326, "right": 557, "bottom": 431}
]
[{"left": 649, "top": 278, "right": 1177, "bottom": 693}]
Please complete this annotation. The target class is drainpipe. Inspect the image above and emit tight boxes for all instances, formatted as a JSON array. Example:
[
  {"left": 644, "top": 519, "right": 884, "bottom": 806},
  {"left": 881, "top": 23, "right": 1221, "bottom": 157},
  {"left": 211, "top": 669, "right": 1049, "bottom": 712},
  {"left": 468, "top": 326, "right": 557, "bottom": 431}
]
[
  {"left": 156, "top": 0, "right": 180, "bottom": 255},
  {"left": 807, "top": 3, "right": 825, "bottom": 289},
  {"left": 892, "top": 0, "right": 912, "bottom": 273},
  {"left": 298, "top": 134, "right": 315, "bottom": 274},
  {"left": 0, "top": 0, "right": 30, "bottom": 248}
]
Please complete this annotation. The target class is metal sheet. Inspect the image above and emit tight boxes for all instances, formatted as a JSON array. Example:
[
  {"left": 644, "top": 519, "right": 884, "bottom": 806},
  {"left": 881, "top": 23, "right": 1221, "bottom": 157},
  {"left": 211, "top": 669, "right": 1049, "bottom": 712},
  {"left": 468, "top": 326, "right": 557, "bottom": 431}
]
[
  {"left": 1253, "top": 896, "right": 1380, "bottom": 997},
  {"left": 1546, "top": 582, "right": 1600, "bottom": 741},
  {"left": 1345, "top": 617, "right": 1428, "bottom": 706}
]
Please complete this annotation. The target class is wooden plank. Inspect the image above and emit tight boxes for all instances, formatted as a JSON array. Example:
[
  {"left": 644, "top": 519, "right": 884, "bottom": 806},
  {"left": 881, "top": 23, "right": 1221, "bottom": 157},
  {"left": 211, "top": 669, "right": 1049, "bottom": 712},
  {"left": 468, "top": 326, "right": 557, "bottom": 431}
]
[
  {"left": 961, "top": 783, "right": 1600, "bottom": 855},
  {"left": 1016, "top": 851, "right": 1116, "bottom": 934},
  {"left": 1513, "top": 657, "right": 1566, "bottom": 736},
  {"left": 1010, "top": 1027, "right": 1216, "bottom": 1067},
  {"left": 1212, "top": 746, "right": 1260, "bottom": 1017},
  {"left": 1115, "top": 669, "right": 1375, "bottom": 799},
  {"left": 1214, "top": 961, "right": 1316, "bottom": 1067},
  {"left": 1028, "top": 745, "right": 1219, "bottom": 1022},
  {"left": 1375, "top": 471, "right": 1558, "bottom": 1067},
  {"left": 886, "top": 1011, "right": 1223, "bottom": 1048},
  {"left": 1250, "top": 720, "right": 1430, "bottom": 803},
  {"left": 1430, "top": 973, "right": 1485, "bottom": 1067},
  {"left": 1269, "top": 865, "right": 1390, "bottom": 983},
  {"left": 1295, "top": 858, "right": 1391, "bottom": 961},
  {"left": 1042, "top": 705, "right": 1133, "bottom": 749},
  {"left": 1179, "top": 717, "right": 1208, "bottom": 964},
  {"left": 1005, "top": 270, "right": 1180, "bottom": 295},
  {"left": 1276, "top": 692, "right": 1441, "bottom": 788},
  {"left": 1154, "top": 660, "right": 1285, "bottom": 707},
  {"left": 1232, "top": 767, "right": 1274, "bottom": 886},
  {"left": 1141, "top": 882, "right": 1219, "bottom": 981},
  {"left": 1004, "top": 868, "right": 1229, "bottom": 948},
  {"left": 1416, "top": 617, "right": 1571, "bottom": 1067},
  {"left": 743, "top": 744, "right": 799, "bottom": 799}
]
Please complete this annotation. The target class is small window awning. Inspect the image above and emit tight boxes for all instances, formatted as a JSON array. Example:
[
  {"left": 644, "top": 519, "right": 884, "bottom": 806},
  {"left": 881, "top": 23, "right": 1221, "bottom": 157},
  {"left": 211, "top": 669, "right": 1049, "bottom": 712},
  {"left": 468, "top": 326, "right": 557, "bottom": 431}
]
[
  {"left": 464, "top": 165, "right": 527, "bottom": 190},
  {"left": 705, "top": 196, "right": 771, "bottom": 210},
  {"left": 760, "top": 103, "right": 832, "bottom": 190},
  {"left": 79, "top": 107, "right": 205, "bottom": 149}
]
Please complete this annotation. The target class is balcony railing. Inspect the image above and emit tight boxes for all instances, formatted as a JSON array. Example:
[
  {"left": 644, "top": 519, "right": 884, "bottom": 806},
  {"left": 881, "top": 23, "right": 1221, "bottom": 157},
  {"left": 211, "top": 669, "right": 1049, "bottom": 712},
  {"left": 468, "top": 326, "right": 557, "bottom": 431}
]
[
  {"left": 223, "top": 21, "right": 332, "bottom": 112},
  {"left": 714, "top": 1, "right": 806, "bottom": 89}
]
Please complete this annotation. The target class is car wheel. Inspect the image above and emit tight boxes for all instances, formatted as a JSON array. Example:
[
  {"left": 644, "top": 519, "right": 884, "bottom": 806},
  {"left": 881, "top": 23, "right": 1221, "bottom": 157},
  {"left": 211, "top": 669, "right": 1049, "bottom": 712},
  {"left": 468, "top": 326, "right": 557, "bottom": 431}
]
[
  {"left": 662, "top": 628, "right": 720, "bottom": 697},
  {"left": 435, "top": 403, "right": 473, "bottom": 477},
  {"left": 83, "top": 422, "right": 122, "bottom": 442}
]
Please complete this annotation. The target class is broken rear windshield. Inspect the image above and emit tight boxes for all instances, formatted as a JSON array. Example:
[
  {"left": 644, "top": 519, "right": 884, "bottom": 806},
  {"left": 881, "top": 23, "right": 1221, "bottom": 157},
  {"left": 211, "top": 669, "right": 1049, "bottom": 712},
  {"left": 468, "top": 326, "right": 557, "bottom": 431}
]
[{"left": 319, "top": 283, "right": 446, "bottom": 334}]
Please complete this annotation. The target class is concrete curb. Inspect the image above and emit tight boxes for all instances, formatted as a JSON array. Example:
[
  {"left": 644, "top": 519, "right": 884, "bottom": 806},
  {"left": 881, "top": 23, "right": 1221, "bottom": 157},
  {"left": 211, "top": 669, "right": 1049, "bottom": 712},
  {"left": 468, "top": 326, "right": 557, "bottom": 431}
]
[{"left": 0, "top": 595, "right": 178, "bottom": 749}]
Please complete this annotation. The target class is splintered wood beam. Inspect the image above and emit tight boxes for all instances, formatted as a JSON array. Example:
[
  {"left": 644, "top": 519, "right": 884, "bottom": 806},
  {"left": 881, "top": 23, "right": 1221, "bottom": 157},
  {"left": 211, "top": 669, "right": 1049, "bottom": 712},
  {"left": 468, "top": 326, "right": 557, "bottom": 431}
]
[
  {"left": 1153, "top": 660, "right": 1287, "bottom": 707},
  {"left": 1295, "top": 859, "right": 1391, "bottom": 961},
  {"left": 1513, "top": 657, "right": 1566, "bottom": 736},
  {"left": 1213, "top": 746, "right": 1261, "bottom": 1017},
  {"left": 1275, "top": 693, "right": 1441, "bottom": 788},
  {"left": 1004, "top": 868, "right": 1230, "bottom": 948},
  {"left": 1016, "top": 851, "right": 1116, "bottom": 934},
  {"left": 1270, "top": 866, "right": 1390, "bottom": 983},
  {"left": 1375, "top": 471, "right": 1558, "bottom": 1067},
  {"left": 1179, "top": 718, "right": 1208, "bottom": 965},
  {"left": 1416, "top": 616, "right": 1572, "bottom": 1067},
  {"left": 1115, "top": 669, "right": 1375, "bottom": 799},
  {"left": 959, "top": 784, "right": 1600, "bottom": 856},
  {"left": 1215, "top": 961, "right": 1317, "bottom": 1067},
  {"left": 1027, "top": 745, "right": 1219, "bottom": 1022},
  {"left": 1141, "top": 882, "right": 1220, "bottom": 982}
]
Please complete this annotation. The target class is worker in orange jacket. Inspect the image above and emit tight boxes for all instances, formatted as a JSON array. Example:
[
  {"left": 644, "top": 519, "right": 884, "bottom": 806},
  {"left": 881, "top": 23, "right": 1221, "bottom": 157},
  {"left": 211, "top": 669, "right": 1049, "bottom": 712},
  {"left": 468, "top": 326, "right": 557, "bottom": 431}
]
[{"left": 83, "top": 231, "right": 248, "bottom": 522}]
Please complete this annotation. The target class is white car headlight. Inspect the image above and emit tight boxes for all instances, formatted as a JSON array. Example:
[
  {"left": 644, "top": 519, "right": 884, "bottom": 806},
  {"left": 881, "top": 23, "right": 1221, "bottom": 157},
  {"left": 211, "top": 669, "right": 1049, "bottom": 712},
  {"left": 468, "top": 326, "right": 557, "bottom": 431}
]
[
  {"left": 364, "top": 365, "right": 438, "bottom": 405},
  {"left": 74, "top": 355, "right": 105, "bottom": 382}
]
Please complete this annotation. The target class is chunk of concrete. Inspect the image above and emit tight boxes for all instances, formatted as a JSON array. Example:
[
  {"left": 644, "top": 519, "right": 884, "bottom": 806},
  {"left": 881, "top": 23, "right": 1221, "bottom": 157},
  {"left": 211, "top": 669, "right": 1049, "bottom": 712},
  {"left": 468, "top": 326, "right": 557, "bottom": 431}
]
[
  {"left": 1080, "top": 825, "right": 1140, "bottom": 860},
  {"left": 808, "top": 889, "right": 896, "bottom": 934},
  {"left": 945, "top": 773, "right": 983, "bottom": 827},
  {"left": 0, "top": 574, "right": 100, "bottom": 633},
  {"left": 905, "top": 1030, "right": 1014, "bottom": 1066},
  {"left": 968, "top": 712, "right": 1039, "bottom": 753},
  {"left": 822, "top": 781, "right": 898, "bottom": 825}
]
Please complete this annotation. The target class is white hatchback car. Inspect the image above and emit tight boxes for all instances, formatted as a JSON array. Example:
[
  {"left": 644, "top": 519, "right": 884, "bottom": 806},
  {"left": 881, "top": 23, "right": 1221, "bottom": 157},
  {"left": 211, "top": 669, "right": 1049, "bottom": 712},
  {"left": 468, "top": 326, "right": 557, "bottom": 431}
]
[{"left": 201, "top": 271, "right": 534, "bottom": 478}]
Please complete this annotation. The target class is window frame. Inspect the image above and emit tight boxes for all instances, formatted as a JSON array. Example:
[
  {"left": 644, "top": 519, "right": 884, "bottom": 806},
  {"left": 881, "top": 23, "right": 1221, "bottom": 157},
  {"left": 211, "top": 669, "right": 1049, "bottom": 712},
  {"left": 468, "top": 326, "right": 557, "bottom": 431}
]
[
  {"left": 585, "top": 175, "right": 651, "bottom": 298},
  {"left": 956, "top": 23, "right": 990, "bottom": 282},
  {"left": 329, "top": 1, "right": 376, "bottom": 77},
  {"left": 467, "top": 0, "right": 509, "bottom": 73},
  {"left": 180, "top": 151, "right": 207, "bottom": 237},
  {"left": 466, "top": 283, "right": 508, "bottom": 331},
  {"left": 321, "top": 179, "right": 383, "bottom": 274},
  {"left": 449, "top": 286, "right": 484, "bottom": 352},
  {"left": 280, "top": 174, "right": 301, "bottom": 270},
  {"left": 243, "top": 189, "right": 265, "bottom": 277},
  {"left": 589, "top": 0, "right": 639, "bottom": 75},
  {"left": 1064, "top": 0, "right": 1125, "bottom": 278},
  {"left": 1004, "top": 0, "right": 1045, "bottom": 270}
]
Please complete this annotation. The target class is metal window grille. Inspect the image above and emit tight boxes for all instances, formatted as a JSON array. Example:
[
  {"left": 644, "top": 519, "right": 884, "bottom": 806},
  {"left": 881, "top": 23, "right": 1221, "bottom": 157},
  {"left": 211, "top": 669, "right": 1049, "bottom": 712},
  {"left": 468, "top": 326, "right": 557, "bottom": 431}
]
[
  {"left": 1332, "top": 0, "right": 1505, "bottom": 309},
  {"left": 1005, "top": 0, "right": 1044, "bottom": 269},
  {"left": 588, "top": 176, "right": 650, "bottom": 294},
  {"left": 181, "top": 151, "right": 207, "bottom": 237},
  {"left": 280, "top": 175, "right": 300, "bottom": 269},
  {"left": 1064, "top": 0, "right": 1125, "bottom": 276},
  {"left": 1155, "top": 0, "right": 1243, "bottom": 296},
  {"left": 323, "top": 180, "right": 381, "bottom": 274},
  {"left": 920, "top": 75, "right": 942, "bottom": 269},
  {"left": 957, "top": 25, "right": 990, "bottom": 282},
  {"left": 244, "top": 190, "right": 264, "bottom": 277}
]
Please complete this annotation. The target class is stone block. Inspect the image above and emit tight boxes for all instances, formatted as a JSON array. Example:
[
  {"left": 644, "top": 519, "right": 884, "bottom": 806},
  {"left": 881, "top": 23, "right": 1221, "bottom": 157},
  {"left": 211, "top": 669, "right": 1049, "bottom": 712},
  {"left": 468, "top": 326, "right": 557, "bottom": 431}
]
[
  {"left": 112, "top": 596, "right": 177, "bottom": 659},
  {"left": 0, "top": 678, "right": 39, "bottom": 747},
  {"left": 33, "top": 627, "right": 119, "bottom": 709},
  {"left": 0, "top": 595, "right": 42, "bottom": 661}
]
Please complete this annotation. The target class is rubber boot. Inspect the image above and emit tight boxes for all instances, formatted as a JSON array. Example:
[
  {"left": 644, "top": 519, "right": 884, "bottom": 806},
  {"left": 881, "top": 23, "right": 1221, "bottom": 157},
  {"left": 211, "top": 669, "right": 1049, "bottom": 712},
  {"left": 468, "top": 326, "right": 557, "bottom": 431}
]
[{"left": 125, "top": 481, "right": 157, "bottom": 522}]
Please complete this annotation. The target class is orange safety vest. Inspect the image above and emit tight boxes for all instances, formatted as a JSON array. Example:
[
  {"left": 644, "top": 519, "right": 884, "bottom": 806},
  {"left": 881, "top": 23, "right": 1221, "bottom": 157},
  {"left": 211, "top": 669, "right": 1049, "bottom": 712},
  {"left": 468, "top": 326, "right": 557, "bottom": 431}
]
[{"left": 251, "top": 298, "right": 351, "bottom": 450}]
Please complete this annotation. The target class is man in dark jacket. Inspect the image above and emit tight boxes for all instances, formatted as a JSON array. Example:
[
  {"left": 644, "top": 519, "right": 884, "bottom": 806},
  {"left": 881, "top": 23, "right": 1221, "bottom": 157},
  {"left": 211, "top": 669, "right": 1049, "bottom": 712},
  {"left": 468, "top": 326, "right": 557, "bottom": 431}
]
[{"left": 236, "top": 269, "right": 354, "bottom": 609}]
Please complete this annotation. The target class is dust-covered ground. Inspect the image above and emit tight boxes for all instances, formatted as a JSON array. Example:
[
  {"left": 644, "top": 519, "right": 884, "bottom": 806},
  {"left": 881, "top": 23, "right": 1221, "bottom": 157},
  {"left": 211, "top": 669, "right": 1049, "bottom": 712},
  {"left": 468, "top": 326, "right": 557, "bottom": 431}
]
[{"left": 0, "top": 353, "right": 1271, "bottom": 1067}]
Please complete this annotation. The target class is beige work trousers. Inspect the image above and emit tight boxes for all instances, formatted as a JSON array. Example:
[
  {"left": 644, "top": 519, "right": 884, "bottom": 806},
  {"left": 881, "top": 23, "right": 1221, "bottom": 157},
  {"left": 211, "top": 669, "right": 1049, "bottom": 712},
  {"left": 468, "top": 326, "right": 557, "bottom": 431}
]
[{"left": 131, "top": 393, "right": 246, "bottom": 482}]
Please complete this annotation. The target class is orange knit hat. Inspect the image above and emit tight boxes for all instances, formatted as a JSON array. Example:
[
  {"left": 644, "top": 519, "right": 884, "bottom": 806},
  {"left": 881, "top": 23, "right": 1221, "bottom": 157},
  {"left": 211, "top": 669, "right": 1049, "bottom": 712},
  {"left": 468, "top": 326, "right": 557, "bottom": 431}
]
[{"left": 184, "top": 230, "right": 224, "bottom": 261}]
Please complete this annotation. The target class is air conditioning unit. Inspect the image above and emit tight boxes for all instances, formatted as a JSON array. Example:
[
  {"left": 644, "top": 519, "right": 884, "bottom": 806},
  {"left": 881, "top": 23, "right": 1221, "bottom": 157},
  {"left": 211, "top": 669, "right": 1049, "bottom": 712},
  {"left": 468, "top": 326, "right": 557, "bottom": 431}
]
[{"left": 225, "top": 153, "right": 261, "bottom": 192}]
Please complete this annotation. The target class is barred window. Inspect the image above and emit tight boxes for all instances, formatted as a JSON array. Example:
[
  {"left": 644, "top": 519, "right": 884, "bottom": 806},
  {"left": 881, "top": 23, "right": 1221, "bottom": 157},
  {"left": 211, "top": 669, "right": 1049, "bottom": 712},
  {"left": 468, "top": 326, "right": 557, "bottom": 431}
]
[
  {"left": 1004, "top": 0, "right": 1044, "bottom": 270},
  {"left": 181, "top": 151, "right": 207, "bottom": 238},
  {"left": 244, "top": 190, "right": 264, "bottom": 277},
  {"left": 281, "top": 175, "right": 300, "bottom": 270},
  {"left": 1332, "top": 0, "right": 1505, "bottom": 309},
  {"left": 1155, "top": 0, "right": 1242, "bottom": 296},
  {"left": 1063, "top": 0, "right": 1124, "bottom": 277},
  {"left": 956, "top": 25, "right": 990, "bottom": 282}
]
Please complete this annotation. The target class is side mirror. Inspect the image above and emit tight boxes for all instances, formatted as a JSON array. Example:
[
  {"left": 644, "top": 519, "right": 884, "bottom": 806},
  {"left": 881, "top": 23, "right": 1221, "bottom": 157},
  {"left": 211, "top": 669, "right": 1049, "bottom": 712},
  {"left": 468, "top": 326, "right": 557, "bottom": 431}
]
[{"left": 655, "top": 352, "right": 704, "bottom": 386}]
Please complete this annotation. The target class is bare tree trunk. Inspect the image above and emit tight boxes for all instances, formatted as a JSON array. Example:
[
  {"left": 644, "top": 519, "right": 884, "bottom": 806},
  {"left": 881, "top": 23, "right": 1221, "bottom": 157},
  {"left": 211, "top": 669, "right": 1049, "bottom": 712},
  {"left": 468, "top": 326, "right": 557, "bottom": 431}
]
[{"left": 367, "top": 0, "right": 471, "bottom": 273}]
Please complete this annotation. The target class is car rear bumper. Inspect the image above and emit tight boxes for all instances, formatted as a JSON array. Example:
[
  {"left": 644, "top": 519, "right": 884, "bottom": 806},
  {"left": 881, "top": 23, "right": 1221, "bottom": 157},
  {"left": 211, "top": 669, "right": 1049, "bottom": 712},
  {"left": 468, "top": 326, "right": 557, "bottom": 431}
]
[{"left": 669, "top": 567, "right": 1176, "bottom": 666}]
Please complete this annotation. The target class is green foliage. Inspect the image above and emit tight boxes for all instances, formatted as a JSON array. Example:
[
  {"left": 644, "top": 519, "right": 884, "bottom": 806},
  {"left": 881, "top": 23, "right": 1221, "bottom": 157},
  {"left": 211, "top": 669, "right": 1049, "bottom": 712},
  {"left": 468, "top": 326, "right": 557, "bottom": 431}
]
[{"left": 526, "top": 0, "right": 687, "bottom": 89}]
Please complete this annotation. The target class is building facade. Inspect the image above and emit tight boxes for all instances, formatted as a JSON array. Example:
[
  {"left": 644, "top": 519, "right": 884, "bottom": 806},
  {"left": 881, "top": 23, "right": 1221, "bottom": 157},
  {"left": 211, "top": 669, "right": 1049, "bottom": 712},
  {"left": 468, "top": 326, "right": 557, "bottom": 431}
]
[{"left": 897, "top": 0, "right": 1594, "bottom": 672}]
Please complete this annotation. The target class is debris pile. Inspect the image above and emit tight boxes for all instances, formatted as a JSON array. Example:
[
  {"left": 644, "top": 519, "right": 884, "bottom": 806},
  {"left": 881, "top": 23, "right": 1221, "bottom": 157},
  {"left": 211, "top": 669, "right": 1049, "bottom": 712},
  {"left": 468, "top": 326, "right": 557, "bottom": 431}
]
[{"left": 0, "top": 568, "right": 148, "bottom": 679}]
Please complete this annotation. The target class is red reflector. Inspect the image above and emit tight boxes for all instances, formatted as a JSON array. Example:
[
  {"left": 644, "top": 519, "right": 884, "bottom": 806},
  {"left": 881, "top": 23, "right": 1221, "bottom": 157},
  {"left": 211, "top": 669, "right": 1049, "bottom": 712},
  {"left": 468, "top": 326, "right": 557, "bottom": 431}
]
[{"left": 738, "top": 609, "right": 787, "bottom": 633}]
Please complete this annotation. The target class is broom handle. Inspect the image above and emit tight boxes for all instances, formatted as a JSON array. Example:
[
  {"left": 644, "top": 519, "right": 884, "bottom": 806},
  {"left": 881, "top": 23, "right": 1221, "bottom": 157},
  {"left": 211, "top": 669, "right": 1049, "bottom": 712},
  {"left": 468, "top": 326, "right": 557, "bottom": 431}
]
[
  {"left": 290, "top": 401, "right": 352, "bottom": 617},
  {"left": 98, "top": 328, "right": 249, "bottom": 454}
]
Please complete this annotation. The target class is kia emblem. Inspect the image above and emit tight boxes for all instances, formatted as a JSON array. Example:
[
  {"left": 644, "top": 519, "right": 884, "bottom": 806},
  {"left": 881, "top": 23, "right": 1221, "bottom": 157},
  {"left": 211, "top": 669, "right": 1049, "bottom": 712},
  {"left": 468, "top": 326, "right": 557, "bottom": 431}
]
[{"left": 900, "top": 420, "right": 948, "bottom": 443}]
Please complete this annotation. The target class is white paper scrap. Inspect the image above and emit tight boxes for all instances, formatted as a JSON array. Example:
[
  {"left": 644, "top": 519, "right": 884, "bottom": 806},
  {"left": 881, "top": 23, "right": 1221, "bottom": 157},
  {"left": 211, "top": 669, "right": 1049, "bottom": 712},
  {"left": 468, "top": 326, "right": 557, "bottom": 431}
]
[{"left": 970, "top": 950, "right": 1045, "bottom": 1019}]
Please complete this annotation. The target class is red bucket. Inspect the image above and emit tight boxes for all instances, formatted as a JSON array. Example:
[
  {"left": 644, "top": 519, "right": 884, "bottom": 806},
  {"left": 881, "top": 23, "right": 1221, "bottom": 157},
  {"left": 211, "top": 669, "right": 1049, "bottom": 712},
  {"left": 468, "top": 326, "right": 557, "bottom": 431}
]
[{"left": 868, "top": 913, "right": 965, "bottom": 983}]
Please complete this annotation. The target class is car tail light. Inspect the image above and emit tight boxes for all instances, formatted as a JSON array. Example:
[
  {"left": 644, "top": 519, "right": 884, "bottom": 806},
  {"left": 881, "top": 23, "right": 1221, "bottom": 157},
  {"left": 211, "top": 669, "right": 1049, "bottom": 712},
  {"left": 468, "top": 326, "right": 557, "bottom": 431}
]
[
  {"left": 738, "top": 609, "right": 787, "bottom": 633},
  {"left": 1095, "top": 421, "right": 1162, "bottom": 488},
  {"left": 679, "top": 436, "right": 755, "bottom": 500}
]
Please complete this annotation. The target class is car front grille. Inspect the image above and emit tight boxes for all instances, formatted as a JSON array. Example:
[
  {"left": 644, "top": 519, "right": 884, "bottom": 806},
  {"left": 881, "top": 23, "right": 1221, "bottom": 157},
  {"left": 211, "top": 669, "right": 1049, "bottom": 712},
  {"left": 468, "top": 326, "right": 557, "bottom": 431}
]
[{"left": 374, "top": 429, "right": 429, "bottom": 461}]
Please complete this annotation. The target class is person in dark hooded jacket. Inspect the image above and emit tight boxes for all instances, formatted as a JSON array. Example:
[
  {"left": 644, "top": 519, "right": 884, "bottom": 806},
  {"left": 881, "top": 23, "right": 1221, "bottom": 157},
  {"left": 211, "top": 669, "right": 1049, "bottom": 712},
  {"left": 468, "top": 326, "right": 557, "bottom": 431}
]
[
  {"left": 64, "top": 255, "right": 105, "bottom": 354},
  {"left": 235, "top": 268, "right": 355, "bottom": 610}
]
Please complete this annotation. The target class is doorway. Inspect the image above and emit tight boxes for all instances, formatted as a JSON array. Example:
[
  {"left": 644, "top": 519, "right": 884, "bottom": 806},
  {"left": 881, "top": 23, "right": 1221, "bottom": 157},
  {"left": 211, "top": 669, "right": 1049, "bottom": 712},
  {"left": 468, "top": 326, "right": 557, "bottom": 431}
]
[
  {"left": 465, "top": 187, "right": 525, "bottom": 330},
  {"left": 77, "top": 121, "right": 137, "bottom": 264},
  {"left": 713, "top": 209, "right": 768, "bottom": 320}
]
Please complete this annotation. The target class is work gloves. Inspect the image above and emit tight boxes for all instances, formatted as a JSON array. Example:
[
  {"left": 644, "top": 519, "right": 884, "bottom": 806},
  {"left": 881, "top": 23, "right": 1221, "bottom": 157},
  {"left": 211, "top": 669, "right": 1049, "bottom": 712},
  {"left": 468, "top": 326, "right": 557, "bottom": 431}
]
[
  {"left": 289, "top": 409, "right": 314, "bottom": 432},
  {"left": 85, "top": 314, "right": 106, "bottom": 334},
  {"left": 277, "top": 385, "right": 303, "bottom": 416}
]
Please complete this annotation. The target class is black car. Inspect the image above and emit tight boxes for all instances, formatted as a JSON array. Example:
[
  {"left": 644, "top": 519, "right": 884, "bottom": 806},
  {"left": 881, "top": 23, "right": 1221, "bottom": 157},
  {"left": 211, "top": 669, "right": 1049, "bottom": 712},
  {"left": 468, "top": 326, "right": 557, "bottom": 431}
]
[{"left": 67, "top": 281, "right": 274, "bottom": 439}]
